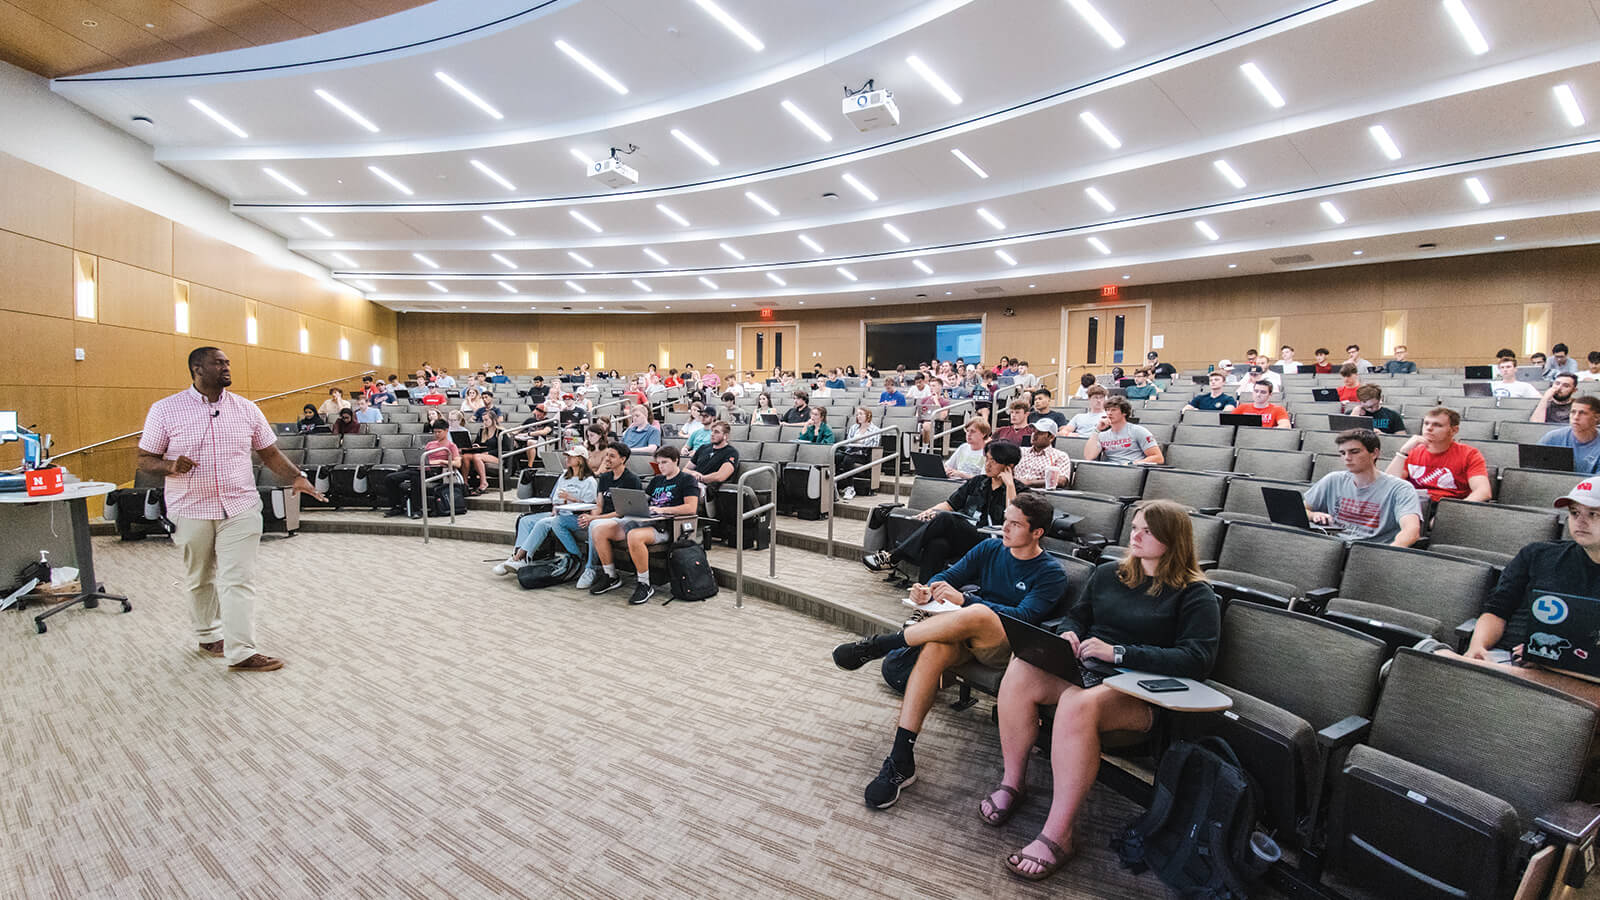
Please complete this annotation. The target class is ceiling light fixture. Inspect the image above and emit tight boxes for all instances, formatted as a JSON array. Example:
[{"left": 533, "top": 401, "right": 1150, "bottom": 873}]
[
  {"left": 492, "top": 253, "right": 517, "bottom": 269},
  {"left": 368, "top": 165, "right": 413, "bottom": 195},
  {"left": 949, "top": 148, "right": 989, "bottom": 178},
  {"left": 565, "top": 280, "right": 586, "bottom": 293},
  {"left": 976, "top": 208, "right": 1006, "bottom": 230},
  {"left": 1441, "top": 0, "right": 1489, "bottom": 55},
  {"left": 745, "top": 191, "right": 780, "bottom": 216},
  {"left": 331, "top": 252, "right": 357, "bottom": 268},
  {"left": 434, "top": 71, "right": 503, "bottom": 119},
  {"left": 994, "top": 249, "right": 1017, "bottom": 266},
  {"left": 780, "top": 100, "right": 831, "bottom": 141},
  {"left": 1464, "top": 176, "right": 1491, "bottom": 204},
  {"left": 1084, "top": 186, "right": 1115, "bottom": 212},
  {"left": 568, "top": 251, "right": 594, "bottom": 268},
  {"left": 413, "top": 253, "right": 440, "bottom": 269},
  {"left": 298, "top": 216, "right": 334, "bottom": 237},
  {"left": 912, "top": 259, "right": 933, "bottom": 275},
  {"left": 656, "top": 203, "right": 691, "bottom": 227},
  {"left": 1087, "top": 236, "right": 1111, "bottom": 255},
  {"left": 671, "top": 128, "right": 720, "bottom": 166},
  {"left": 699, "top": 276, "right": 719, "bottom": 290},
  {"left": 766, "top": 272, "right": 786, "bottom": 286},
  {"left": 644, "top": 247, "right": 669, "bottom": 265},
  {"left": 1494, "top": 235, "right": 1506, "bottom": 241},
  {"left": 842, "top": 172, "right": 878, "bottom": 201},
  {"left": 906, "top": 55, "right": 962, "bottom": 105},
  {"left": 483, "top": 215, "right": 516, "bottom": 236},
  {"left": 882, "top": 222, "right": 910, "bottom": 243},
  {"left": 554, "top": 39, "right": 629, "bottom": 94},
  {"left": 632, "top": 279, "right": 653, "bottom": 292},
  {"left": 1319, "top": 201, "right": 1346, "bottom": 224},
  {"left": 1079, "top": 111, "right": 1122, "bottom": 149},
  {"left": 1065, "top": 0, "right": 1125, "bottom": 48},
  {"left": 1194, "top": 220, "right": 1220, "bottom": 241},
  {"left": 691, "top": 0, "right": 764, "bottom": 50},
  {"left": 1228, "top": 263, "right": 1238, "bottom": 268},
  {"left": 569, "top": 210, "right": 603, "bottom": 233},
  {"left": 499, "top": 281, "right": 518, "bottom": 293},
  {"left": 1213, "top": 159, "right": 1246, "bottom": 189},
  {"left": 1352, "top": 250, "right": 1364, "bottom": 256},
  {"left": 187, "top": 98, "right": 248, "bottom": 138},
  {"left": 798, "top": 233, "right": 824, "bottom": 253},
  {"left": 1239, "top": 62, "right": 1286, "bottom": 108},
  {"left": 469, "top": 159, "right": 516, "bottom": 191},
  {"left": 315, "top": 89, "right": 380, "bottom": 132},
  {"left": 261, "top": 167, "right": 306, "bottom": 195},
  {"left": 1553, "top": 84, "right": 1586, "bottom": 127},
  {"left": 428, "top": 281, "right": 448, "bottom": 293},
  {"left": 836, "top": 267, "right": 858, "bottom": 282},
  {"left": 1368, "top": 125, "right": 1402, "bottom": 160},
  {"left": 720, "top": 242, "right": 745, "bottom": 260}
]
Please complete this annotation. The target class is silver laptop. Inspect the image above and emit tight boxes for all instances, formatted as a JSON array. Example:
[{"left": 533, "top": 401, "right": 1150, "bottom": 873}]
[{"left": 609, "top": 487, "right": 657, "bottom": 518}]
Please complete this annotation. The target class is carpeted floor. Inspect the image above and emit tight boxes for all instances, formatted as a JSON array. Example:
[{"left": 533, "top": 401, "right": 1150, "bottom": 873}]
[{"left": 2, "top": 531, "right": 1238, "bottom": 899}]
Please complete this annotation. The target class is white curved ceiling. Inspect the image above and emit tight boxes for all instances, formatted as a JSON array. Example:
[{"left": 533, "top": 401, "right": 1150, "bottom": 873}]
[{"left": 52, "top": 0, "right": 1600, "bottom": 315}]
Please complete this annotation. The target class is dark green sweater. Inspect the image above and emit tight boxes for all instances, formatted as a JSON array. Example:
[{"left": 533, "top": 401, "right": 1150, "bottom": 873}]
[{"left": 1056, "top": 562, "right": 1221, "bottom": 679}]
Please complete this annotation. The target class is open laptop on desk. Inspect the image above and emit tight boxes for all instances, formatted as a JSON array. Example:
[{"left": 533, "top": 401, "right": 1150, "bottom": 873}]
[
  {"left": 1261, "top": 486, "right": 1340, "bottom": 535},
  {"left": 1328, "top": 414, "right": 1375, "bottom": 431},
  {"left": 1462, "top": 382, "right": 1493, "bottom": 397},
  {"left": 1463, "top": 365, "right": 1493, "bottom": 380},
  {"left": 1310, "top": 388, "right": 1341, "bottom": 403},
  {"left": 908, "top": 451, "right": 948, "bottom": 478},
  {"left": 1220, "top": 413, "right": 1266, "bottom": 428},
  {"left": 999, "top": 616, "right": 1120, "bottom": 688},
  {"left": 1519, "top": 443, "right": 1575, "bottom": 473},
  {"left": 1521, "top": 592, "right": 1600, "bottom": 682}
]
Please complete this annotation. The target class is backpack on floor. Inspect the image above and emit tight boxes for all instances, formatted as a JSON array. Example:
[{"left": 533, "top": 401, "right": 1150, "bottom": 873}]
[
  {"left": 517, "top": 553, "right": 581, "bottom": 589},
  {"left": 1111, "top": 737, "right": 1263, "bottom": 900},
  {"left": 666, "top": 538, "right": 717, "bottom": 603}
]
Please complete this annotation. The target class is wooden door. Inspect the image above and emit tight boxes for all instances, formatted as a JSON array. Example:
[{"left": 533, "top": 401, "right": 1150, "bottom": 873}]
[
  {"left": 738, "top": 325, "right": 798, "bottom": 375},
  {"left": 1064, "top": 305, "right": 1149, "bottom": 380}
]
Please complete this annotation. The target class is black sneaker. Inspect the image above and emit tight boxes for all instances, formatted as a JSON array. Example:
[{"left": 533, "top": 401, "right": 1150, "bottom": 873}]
[
  {"left": 833, "top": 636, "right": 889, "bottom": 671},
  {"left": 384, "top": 508, "right": 405, "bottom": 518},
  {"left": 589, "top": 572, "right": 623, "bottom": 595},
  {"left": 864, "top": 756, "right": 916, "bottom": 809},
  {"left": 627, "top": 582, "right": 655, "bottom": 605},
  {"left": 861, "top": 551, "right": 893, "bottom": 572}
]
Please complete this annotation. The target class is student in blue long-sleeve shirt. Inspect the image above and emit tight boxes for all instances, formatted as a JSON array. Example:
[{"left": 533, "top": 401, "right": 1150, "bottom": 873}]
[
  {"left": 985, "top": 499, "right": 1219, "bottom": 882},
  {"left": 832, "top": 494, "right": 1068, "bottom": 811}
]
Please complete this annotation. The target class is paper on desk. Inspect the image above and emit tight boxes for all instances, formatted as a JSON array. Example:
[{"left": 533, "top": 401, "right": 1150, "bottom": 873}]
[{"left": 902, "top": 597, "right": 964, "bottom": 614}]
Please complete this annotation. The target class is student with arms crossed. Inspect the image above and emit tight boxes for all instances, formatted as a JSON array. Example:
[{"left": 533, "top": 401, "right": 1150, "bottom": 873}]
[
  {"left": 832, "top": 495, "right": 1068, "bottom": 810},
  {"left": 1386, "top": 407, "right": 1492, "bottom": 503},
  {"left": 1085, "top": 397, "right": 1164, "bottom": 465},
  {"left": 982, "top": 500, "right": 1219, "bottom": 880},
  {"left": 1304, "top": 430, "right": 1422, "bottom": 547}
]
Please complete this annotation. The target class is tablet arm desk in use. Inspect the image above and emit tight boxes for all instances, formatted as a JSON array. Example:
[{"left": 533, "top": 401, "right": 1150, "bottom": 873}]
[
  {"left": 0, "top": 482, "right": 128, "bottom": 633},
  {"left": 1101, "top": 671, "right": 1233, "bottom": 712}
]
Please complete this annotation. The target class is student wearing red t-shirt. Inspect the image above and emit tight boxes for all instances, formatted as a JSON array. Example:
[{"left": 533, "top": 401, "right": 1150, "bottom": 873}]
[
  {"left": 1311, "top": 348, "right": 1334, "bottom": 374},
  {"left": 1241, "top": 382, "right": 1292, "bottom": 428},
  {"left": 1336, "top": 364, "right": 1362, "bottom": 405},
  {"left": 1385, "top": 407, "right": 1492, "bottom": 503}
]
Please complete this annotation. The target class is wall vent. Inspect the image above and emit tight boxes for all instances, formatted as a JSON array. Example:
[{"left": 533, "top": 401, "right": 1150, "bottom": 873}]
[{"left": 1270, "top": 254, "right": 1314, "bottom": 265}]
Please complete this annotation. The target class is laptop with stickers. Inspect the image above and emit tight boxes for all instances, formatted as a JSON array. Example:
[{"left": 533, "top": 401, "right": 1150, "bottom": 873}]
[{"left": 1522, "top": 591, "right": 1600, "bottom": 682}]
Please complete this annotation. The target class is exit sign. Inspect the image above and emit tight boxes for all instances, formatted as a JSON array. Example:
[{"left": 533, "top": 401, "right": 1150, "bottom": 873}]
[
  {"left": 759, "top": 307, "right": 774, "bottom": 320},
  {"left": 1100, "top": 284, "right": 1120, "bottom": 298}
]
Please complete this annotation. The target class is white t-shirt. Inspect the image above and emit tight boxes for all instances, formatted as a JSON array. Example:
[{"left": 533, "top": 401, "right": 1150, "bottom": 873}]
[
  {"left": 1580, "top": 369, "right": 1600, "bottom": 382},
  {"left": 1095, "top": 424, "right": 1158, "bottom": 464},
  {"left": 1066, "top": 411, "right": 1107, "bottom": 437},
  {"left": 1493, "top": 381, "right": 1542, "bottom": 399}
]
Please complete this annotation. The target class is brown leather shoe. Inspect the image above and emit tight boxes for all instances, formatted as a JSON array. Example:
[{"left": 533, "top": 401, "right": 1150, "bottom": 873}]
[
  {"left": 198, "top": 640, "right": 224, "bottom": 657},
  {"left": 228, "top": 654, "right": 284, "bottom": 672}
]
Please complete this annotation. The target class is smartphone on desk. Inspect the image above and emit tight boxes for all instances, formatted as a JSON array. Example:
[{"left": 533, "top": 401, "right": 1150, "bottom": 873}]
[{"left": 1138, "top": 678, "right": 1190, "bottom": 693}]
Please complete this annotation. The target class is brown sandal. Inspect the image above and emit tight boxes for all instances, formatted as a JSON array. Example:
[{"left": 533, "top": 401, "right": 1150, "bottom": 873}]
[
  {"left": 978, "top": 784, "right": 1025, "bottom": 826},
  {"left": 1005, "top": 836, "right": 1072, "bottom": 881}
]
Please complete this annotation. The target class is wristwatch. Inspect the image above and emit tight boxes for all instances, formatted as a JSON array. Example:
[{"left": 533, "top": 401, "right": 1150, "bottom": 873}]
[{"left": 1112, "top": 645, "right": 1126, "bottom": 665}]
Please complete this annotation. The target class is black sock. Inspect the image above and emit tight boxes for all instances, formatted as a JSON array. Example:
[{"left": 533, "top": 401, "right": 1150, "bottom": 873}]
[
  {"left": 890, "top": 727, "right": 917, "bottom": 770},
  {"left": 870, "top": 631, "right": 908, "bottom": 655}
]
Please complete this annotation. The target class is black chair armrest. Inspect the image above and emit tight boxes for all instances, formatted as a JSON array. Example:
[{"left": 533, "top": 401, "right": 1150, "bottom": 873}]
[
  {"left": 1117, "top": 495, "right": 1141, "bottom": 506},
  {"left": 1196, "top": 558, "right": 1217, "bottom": 571},
  {"left": 1536, "top": 801, "right": 1600, "bottom": 844},
  {"left": 1411, "top": 536, "right": 1430, "bottom": 549},
  {"left": 1322, "top": 611, "right": 1433, "bottom": 656},
  {"left": 1300, "top": 587, "right": 1338, "bottom": 615},
  {"left": 1040, "top": 615, "right": 1073, "bottom": 633},
  {"left": 1073, "top": 534, "right": 1108, "bottom": 563},
  {"left": 1454, "top": 617, "right": 1478, "bottom": 652},
  {"left": 1207, "top": 579, "right": 1291, "bottom": 610},
  {"left": 1197, "top": 506, "right": 1223, "bottom": 516},
  {"left": 1315, "top": 715, "right": 1371, "bottom": 750}
]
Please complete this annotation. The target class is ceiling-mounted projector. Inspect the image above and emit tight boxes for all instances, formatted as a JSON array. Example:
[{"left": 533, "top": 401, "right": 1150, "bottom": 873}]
[
  {"left": 843, "top": 89, "right": 899, "bottom": 132},
  {"left": 588, "top": 157, "right": 638, "bottom": 188}
]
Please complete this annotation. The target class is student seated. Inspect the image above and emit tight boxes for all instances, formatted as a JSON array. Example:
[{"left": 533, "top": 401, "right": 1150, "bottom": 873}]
[
  {"left": 831, "top": 495, "right": 1068, "bottom": 810},
  {"left": 1493, "top": 358, "right": 1541, "bottom": 399},
  {"left": 1065, "top": 386, "right": 1108, "bottom": 436},
  {"left": 1537, "top": 396, "right": 1599, "bottom": 474},
  {"left": 1544, "top": 343, "right": 1579, "bottom": 379},
  {"left": 383, "top": 421, "right": 460, "bottom": 516},
  {"left": 586, "top": 445, "right": 698, "bottom": 605},
  {"left": 1304, "top": 429, "right": 1422, "bottom": 546},
  {"left": 860, "top": 441, "right": 1024, "bottom": 583},
  {"left": 1383, "top": 344, "right": 1417, "bottom": 374},
  {"left": 574, "top": 443, "right": 643, "bottom": 589},
  {"left": 993, "top": 399, "right": 1035, "bottom": 445},
  {"left": 1015, "top": 419, "right": 1072, "bottom": 489},
  {"left": 1084, "top": 398, "right": 1164, "bottom": 465},
  {"left": 1124, "top": 368, "right": 1161, "bottom": 400},
  {"left": 618, "top": 404, "right": 661, "bottom": 453},
  {"left": 1236, "top": 381, "right": 1291, "bottom": 428},
  {"left": 983, "top": 500, "right": 1219, "bottom": 880},
  {"left": 1184, "top": 372, "right": 1237, "bottom": 412},
  {"left": 782, "top": 390, "right": 812, "bottom": 424},
  {"left": 682, "top": 420, "right": 739, "bottom": 539},
  {"left": 492, "top": 449, "right": 597, "bottom": 574},
  {"left": 1386, "top": 407, "right": 1491, "bottom": 503},
  {"left": 796, "top": 406, "right": 835, "bottom": 444},
  {"left": 942, "top": 420, "right": 990, "bottom": 479},
  {"left": 1027, "top": 388, "right": 1068, "bottom": 429},
  {"left": 1352, "top": 384, "right": 1406, "bottom": 434},
  {"left": 1533, "top": 373, "right": 1579, "bottom": 425},
  {"left": 1336, "top": 364, "right": 1363, "bottom": 405}
]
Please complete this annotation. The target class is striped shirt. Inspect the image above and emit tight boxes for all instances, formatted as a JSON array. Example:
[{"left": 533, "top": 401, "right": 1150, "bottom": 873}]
[{"left": 139, "top": 387, "right": 276, "bottom": 520}]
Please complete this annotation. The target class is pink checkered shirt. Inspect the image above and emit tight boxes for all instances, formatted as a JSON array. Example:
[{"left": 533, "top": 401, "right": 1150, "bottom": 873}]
[{"left": 139, "top": 387, "right": 277, "bottom": 520}]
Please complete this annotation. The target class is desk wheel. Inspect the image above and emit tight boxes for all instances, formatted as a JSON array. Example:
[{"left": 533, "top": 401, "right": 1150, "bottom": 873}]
[
  {"left": 119, "top": 599, "right": 132, "bottom": 613},
  {"left": 34, "top": 619, "right": 46, "bottom": 634}
]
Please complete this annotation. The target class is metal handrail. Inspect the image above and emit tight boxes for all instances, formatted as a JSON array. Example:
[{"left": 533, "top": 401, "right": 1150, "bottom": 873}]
[
  {"left": 418, "top": 458, "right": 463, "bottom": 543},
  {"left": 925, "top": 396, "right": 980, "bottom": 450},
  {"left": 732, "top": 462, "right": 779, "bottom": 609},
  {"left": 826, "top": 425, "right": 905, "bottom": 559},
  {"left": 486, "top": 416, "right": 560, "bottom": 511},
  {"left": 51, "top": 369, "right": 378, "bottom": 462}
]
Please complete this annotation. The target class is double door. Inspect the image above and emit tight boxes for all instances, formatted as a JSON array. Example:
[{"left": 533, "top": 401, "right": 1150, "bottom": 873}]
[
  {"left": 739, "top": 325, "right": 797, "bottom": 374},
  {"left": 1064, "top": 305, "right": 1149, "bottom": 377}
]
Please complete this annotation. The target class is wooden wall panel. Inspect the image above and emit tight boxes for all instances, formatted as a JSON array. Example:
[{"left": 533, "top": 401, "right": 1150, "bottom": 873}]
[
  {"left": 0, "top": 309, "right": 75, "bottom": 386},
  {"left": 0, "top": 153, "right": 73, "bottom": 245},
  {"left": 73, "top": 185, "right": 171, "bottom": 274},
  {"left": 186, "top": 284, "right": 248, "bottom": 345},
  {"left": 96, "top": 258, "right": 174, "bottom": 333},
  {"left": 71, "top": 323, "right": 181, "bottom": 390},
  {"left": 0, "top": 229, "right": 73, "bottom": 318}
]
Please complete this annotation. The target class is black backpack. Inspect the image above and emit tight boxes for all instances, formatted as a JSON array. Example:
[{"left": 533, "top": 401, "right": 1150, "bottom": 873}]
[
  {"left": 516, "top": 553, "right": 581, "bottom": 589},
  {"left": 1111, "top": 737, "right": 1263, "bottom": 899},
  {"left": 666, "top": 538, "right": 717, "bottom": 603}
]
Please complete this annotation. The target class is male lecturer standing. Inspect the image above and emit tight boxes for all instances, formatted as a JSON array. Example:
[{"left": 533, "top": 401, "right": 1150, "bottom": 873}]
[{"left": 137, "top": 347, "right": 323, "bottom": 671}]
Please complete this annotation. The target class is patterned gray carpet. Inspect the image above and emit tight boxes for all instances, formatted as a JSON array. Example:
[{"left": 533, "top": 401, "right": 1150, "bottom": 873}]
[{"left": 2, "top": 531, "right": 1223, "bottom": 899}]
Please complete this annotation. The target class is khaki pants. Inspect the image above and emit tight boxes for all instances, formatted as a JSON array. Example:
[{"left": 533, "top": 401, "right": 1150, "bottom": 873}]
[{"left": 173, "top": 508, "right": 264, "bottom": 665}]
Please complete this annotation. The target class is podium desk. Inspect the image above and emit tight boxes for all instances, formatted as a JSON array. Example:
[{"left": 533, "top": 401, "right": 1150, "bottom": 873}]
[{"left": 0, "top": 482, "right": 129, "bottom": 633}]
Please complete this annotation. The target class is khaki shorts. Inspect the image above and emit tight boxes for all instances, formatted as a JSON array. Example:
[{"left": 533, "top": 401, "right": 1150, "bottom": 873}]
[{"left": 953, "top": 638, "right": 1012, "bottom": 669}]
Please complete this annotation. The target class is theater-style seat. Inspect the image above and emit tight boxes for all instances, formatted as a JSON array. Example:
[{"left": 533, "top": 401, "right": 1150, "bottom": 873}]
[
  {"left": 1218, "top": 476, "right": 1307, "bottom": 525},
  {"left": 1325, "top": 649, "right": 1599, "bottom": 900},
  {"left": 1304, "top": 543, "right": 1497, "bottom": 653},
  {"left": 1069, "top": 460, "right": 1147, "bottom": 502},
  {"left": 1206, "top": 521, "right": 1345, "bottom": 608},
  {"left": 1142, "top": 467, "right": 1229, "bottom": 512},
  {"left": 1426, "top": 498, "right": 1562, "bottom": 567},
  {"left": 1499, "top": 467, "right": 1584, "bottom": 513},
  {"left": 948, "top": 553, "right": 1098, "bottom": 699},
  {"left": 1163, "top": 443, "right": 1235, "bottom": 473},
  {"left": 1232, "top": 448, "right": 1313, "bottom": 482}
]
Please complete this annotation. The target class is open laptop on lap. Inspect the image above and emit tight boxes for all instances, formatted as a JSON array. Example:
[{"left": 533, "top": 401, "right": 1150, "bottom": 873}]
[
  {"left": 1522, "top": 592, "right": 1600, "bottom": 683},
  {"left": 609, "top": 487, "right": 658, "bottom": 518},
  {"left": 1462, "top": 383, "right": 1493, "bottom": 398},
  {"left": 999, "top": 616, "right": 1120, "bottom": 688},
  {"left": 1261, "top": 486, "right": 1339, "bottom": 535}
]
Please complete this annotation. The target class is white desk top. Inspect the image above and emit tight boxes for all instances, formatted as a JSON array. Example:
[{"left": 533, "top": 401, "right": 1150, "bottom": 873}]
[
  {"left": 1102, "top": 671, "right": 1233, "bottom": 712},
  {"left": 0, "top": 481, "right": 116, "bottom": 504}
]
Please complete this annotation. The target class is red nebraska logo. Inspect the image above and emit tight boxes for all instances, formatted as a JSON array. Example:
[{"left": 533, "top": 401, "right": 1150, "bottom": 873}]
[{"left": 1580, "top": 482, "right": 1594, "bottom": 491}]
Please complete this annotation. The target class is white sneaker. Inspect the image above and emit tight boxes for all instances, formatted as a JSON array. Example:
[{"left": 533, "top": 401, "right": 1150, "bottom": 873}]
[
  {"left": 505, "top": 558, "right": 527, "bottom": 572},
  {"left": 575, "top": 568, "right": 596, "bottom": 590},
  {"left": 842, "top": 486, "right": 856, "bottom": 501},
  {"left": 492, "top": 557, "right": 518, "bottom": 576}
]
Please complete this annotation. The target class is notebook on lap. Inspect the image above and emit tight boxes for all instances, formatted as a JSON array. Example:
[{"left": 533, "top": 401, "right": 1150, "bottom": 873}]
[{"left": 998, "top": 616, "right": 1120, "bottom": 689}]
